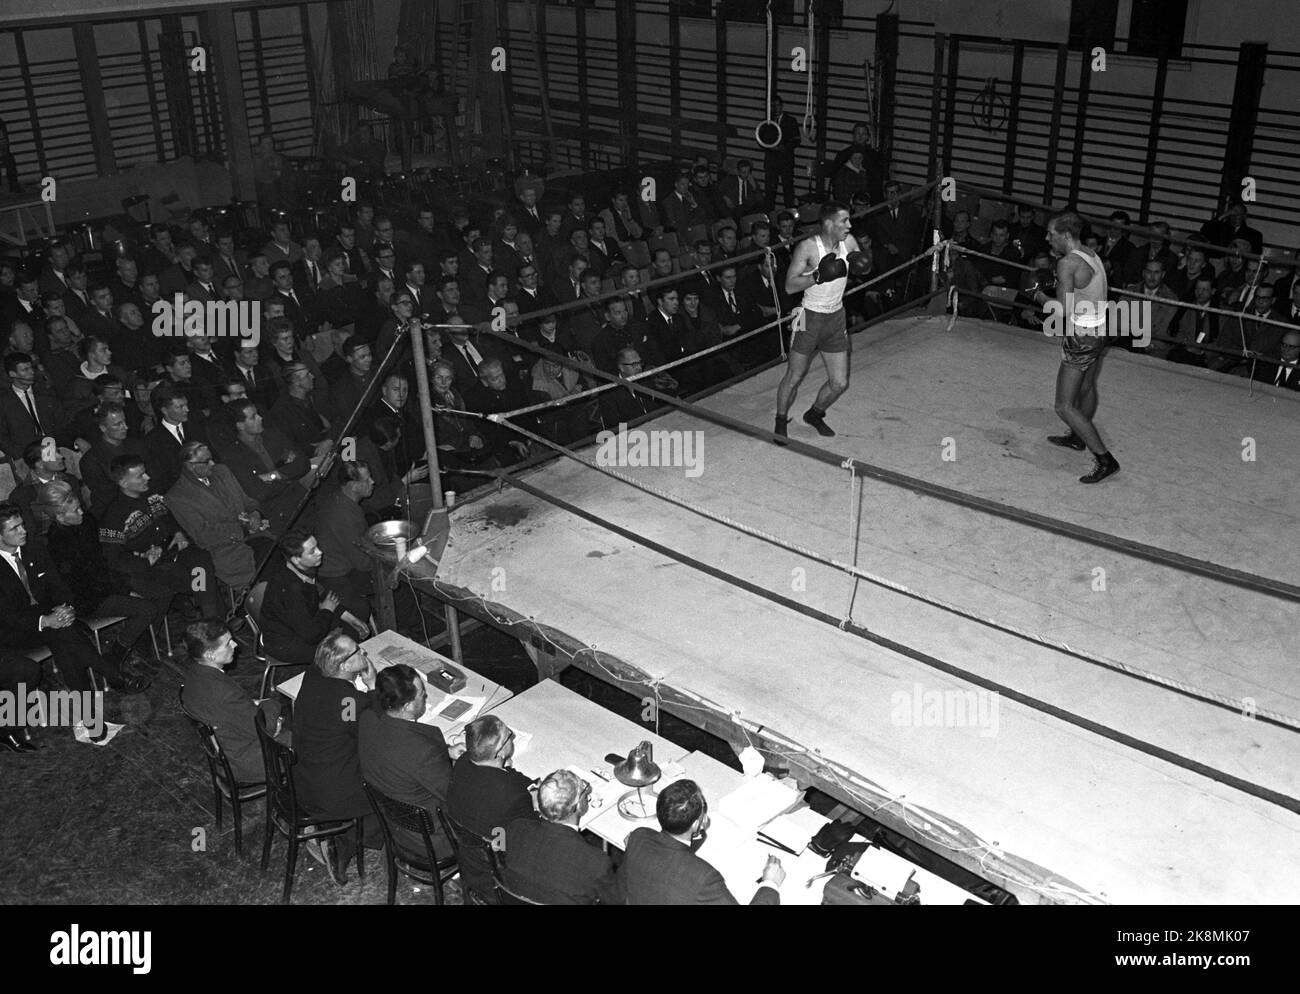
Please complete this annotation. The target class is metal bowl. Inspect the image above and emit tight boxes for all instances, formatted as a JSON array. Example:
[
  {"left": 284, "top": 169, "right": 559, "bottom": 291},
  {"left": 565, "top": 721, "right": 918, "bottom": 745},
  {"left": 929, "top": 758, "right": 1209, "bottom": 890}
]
[{"left": 366, "top": 520, "right": 417, "bottom": 548}]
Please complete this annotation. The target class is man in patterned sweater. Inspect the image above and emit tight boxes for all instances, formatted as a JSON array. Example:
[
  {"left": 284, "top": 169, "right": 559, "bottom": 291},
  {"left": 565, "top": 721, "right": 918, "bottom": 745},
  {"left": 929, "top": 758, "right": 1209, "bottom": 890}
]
[{"left": 98, "top": 453, "right": 224, "bottom": 620}]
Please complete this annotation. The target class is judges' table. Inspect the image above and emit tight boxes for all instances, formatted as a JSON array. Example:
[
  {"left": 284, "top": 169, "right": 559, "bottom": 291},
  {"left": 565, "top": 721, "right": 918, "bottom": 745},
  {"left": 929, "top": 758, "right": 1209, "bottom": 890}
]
[
  {"left": 483, "top": 680, "right": 841, "bottom": 904},
  {"left": 276, "top": 630, "right": 511, "bottom": 736}
]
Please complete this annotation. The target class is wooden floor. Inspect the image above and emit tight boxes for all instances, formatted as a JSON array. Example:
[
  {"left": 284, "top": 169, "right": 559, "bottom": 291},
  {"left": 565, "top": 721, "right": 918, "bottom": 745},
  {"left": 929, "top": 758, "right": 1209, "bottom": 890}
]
[{"left": 436, "top": 313, "right": 1300, "bottom": 904}]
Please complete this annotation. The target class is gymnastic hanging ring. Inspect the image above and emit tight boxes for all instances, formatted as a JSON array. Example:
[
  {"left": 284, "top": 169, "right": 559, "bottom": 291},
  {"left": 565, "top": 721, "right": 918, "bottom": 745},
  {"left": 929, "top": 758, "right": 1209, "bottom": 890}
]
[{"left": 755, "top": 120, "right": 783, "bottom": 149}]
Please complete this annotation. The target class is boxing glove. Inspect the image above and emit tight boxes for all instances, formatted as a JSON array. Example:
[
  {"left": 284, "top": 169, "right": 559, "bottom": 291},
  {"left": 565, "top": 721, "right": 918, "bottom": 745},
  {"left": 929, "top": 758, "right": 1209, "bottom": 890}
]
[
  {"left": 813, "top": 253, "right": 848, "bottom": 284},
  {"left": 846, "top": 251, "right": 872, "bottom": 278}
]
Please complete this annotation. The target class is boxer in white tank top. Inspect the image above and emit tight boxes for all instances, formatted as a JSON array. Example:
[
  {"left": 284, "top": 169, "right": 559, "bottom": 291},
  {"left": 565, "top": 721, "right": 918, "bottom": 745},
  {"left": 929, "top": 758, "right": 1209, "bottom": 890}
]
[
  {"left": 1035, "top": 212, "right": 1120, "bottom": 484},
  {"left": 774, "top": 201, "right": 861, "bottom": 440}
]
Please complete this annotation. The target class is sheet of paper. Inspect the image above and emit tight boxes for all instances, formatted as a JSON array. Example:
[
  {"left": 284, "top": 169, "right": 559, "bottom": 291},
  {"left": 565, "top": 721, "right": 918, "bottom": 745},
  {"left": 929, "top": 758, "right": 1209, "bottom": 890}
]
[{"left": 717, "top": 776, "right": 800, "bottom": 829}]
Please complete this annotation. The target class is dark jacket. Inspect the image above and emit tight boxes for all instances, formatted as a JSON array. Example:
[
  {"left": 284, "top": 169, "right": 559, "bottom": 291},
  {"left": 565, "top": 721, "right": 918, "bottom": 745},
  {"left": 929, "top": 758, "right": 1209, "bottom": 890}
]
[
  {"left": 293, "top": 665, "right": 373, "bottom": 820},
  {"left": 501, "top": 817, "right": 620, "bottom": 905},
  {"left": 181, "top": 663, "right": 282, "bottom": 784},
  {"left": 620, "top": 827, "right": 780, "bottom": 905},
  {"left": 446, "top": 755, "right": 536, "bottom": 896},
  {"left": 0, "top": 542, "right": 75, "bottom": 648},
  {"left": 358, "top": 708, "right": 453, "bottom": 850},
  {"left": 258, "top": 559, "right": 345, "bottom": 666}
]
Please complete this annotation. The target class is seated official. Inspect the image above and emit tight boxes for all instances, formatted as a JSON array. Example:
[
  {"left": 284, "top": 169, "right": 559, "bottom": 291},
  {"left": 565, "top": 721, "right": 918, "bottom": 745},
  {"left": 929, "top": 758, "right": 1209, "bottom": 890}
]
[
  {"left": 0, "top": 503, "right": 148, "bottom": 713},
  {"left": 294, "top": 630, "right": 384, "bottom": 884},
  {"left": 219, "top": 399, "right": 315, "bottom": 534},
  {"left": 98, "top": 454, "right": 224, "bottom": 621},
  {"left": 260, "top": 530, "right": 369, "bottom": 666},
  {"left": 266, "top": 361, "right": 333, "bottom": 456},
  {"left": 357, "top": 415, "right": 430, "bottom": 518},
  {"left": 619, "top": 779, "right": 784, "bottom": 905},
  {"left": 358, "top": 663, "right": 454, "bottom": 853},
  {"left": 165, "top": 441, "right": 276, "bottom": 594},
  {"left": 180, "top": 619, "right": 287, "bottom": 784},
  {"left": 430, "top": 359, "right": 505, "bottom": 488},
  {"left": 42, "top": 482, "right": 159, "bottom": 666},
  {"left": 446, "top": 715, "right": 537, "bottom": 901},
  {"left": 501, "top": 769, "right": 620, "bottom": 905}
]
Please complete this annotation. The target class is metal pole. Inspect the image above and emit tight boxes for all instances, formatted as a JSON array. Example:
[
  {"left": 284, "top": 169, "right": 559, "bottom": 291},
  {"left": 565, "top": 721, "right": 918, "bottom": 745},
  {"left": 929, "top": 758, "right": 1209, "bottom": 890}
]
[{"left": 406, "top": 318, "right": 463, "bottom": 663}]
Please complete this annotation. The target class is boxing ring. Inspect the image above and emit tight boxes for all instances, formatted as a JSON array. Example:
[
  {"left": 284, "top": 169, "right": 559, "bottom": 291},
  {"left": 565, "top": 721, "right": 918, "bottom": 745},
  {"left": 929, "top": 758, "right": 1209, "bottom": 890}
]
[{"left": 367, "top": 185, "right": 1300, "bottom": 904}]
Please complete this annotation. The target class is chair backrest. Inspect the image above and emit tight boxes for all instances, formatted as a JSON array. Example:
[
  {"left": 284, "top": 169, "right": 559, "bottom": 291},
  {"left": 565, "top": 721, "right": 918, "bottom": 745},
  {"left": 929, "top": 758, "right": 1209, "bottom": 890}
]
[
  {"left": 683, "top": 223, "right": 710, "bottom": 249},
  {"left": 623, "top": 239, "right": 651, "bottom": 269},
  {"left": 178, "top": 687, "right": 243, "bottom": 793},
  {"left": 363, "top": 781, "right": 447, "bottom": 868},
  {"left": 648, "top": 232, "right": 679, "bottom": 256},
  {"left": 254, "top": 708, "right": 300, "bottom": 827},
  {"left": 244, "top": 580, "right": 268, "bottom": 632},
  {"left": 739, "top": 212, "right": 769, "bottom": 236}
]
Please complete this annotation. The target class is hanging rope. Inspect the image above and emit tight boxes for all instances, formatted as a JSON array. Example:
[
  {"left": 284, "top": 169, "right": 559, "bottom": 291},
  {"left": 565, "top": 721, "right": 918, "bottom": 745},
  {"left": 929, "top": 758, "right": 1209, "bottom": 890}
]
[
  {"left": 754, "top": 0, "right": 782, "bottom": 149},
  {"left": 801, "top": 0, "right": 817, "bottom": 144}
]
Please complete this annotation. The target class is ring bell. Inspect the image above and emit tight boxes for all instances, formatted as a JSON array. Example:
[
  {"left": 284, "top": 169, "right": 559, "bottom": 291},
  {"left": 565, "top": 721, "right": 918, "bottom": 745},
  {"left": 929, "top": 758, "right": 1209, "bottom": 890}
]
[{"left": 151, "top": 295, "right": 262, "bottom": 349}]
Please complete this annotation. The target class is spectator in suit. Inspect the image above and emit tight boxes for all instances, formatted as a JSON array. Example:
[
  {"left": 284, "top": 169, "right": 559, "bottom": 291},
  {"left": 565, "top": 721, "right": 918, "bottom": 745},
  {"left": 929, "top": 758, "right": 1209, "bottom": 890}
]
[
  {"left": 294, "top": 236, "right": 327, "bottom": 297},
  {"left": 229, "top": 342, "right": 277, "bottom": 411},
  {"left": 586, "top": 217, "right": 623, "bottom": 277},
  {"left": 312, "top": 459, "right": 375, "bottom": 606},
  {"left": 599, "top": 348, "right": 658, "bottom": 427},
  {"left": 1265, "top": 331, "right": 1300, "bottom": 390},
  {"left": 714, "top": 263, "right": 766, "bottom": 367},
  {"left": 976, "top": 220, "right": 1023, "bottom": 291},
  {"left": 463, "top": 359, "right": 538, "bottom": 462},
  {"left": 513, "top": 259, "right": 556, "bottom": 318},
  {"left": 600, "top": 190, "right": 644, "bottom": 243},
  {"left": 1123, "top": 259, "right": 1181, "bottom": 357},
  {"left": 535, "top": 210, "right": 569, "bottom": 277},
  {"left": 661, "top": 172, "right": 702, "bottom": 236},
  {"left": 42, "top": 316, "right": 81, "bottom": 399},
  {"left": 1168, "top": 246, "right": 1212, "bottom": 302},
  {"left": 61, "top": 264, "right": 92, "bottom": 320},
  {"left": 0, "top": 351, "right": 68, "bottom": 469},
  {"left": 869, "top": 179, "right": 925, "bottom": 297},
  {"left": 0, "top": 503, "right": 148, "bottom": 716},
  {"left": 1008, "top": 203, "right": 1048, "bottom": 262},
  {"left": 1215, "top": 239, "right": 1254, "bottom": 308},
  {"left": 460, "top": 239, "right": 496, "bottom": 310},
  {"left": 616, "top": 265, "right": 657, "bottom": 325},
  {"left": 220, "top": 399, "right": 314, "bottom": 533},
  {"left": 270, "top": 261, "right": 311, "bottom": 336},
  {"left": 180, "top": 619, "right": 286, "bottom": 783},
  {"left": 722, "top": 158, "right": 765, "bottom": 220},
  {"left": 294, "top": 630, "right": 383, "bottom": 884},
  {"left": 430, "top": 360, "right": 506, "bottom": 490},
  {"left": 43, "top": 484, "right": 159, "bottom": 665},
  {"left": 38, "top": 241, "right": 72, "bottom": 297},
  {"left": 446, "top": 714, "right": 537, "bottom": 901},
  {"left": 592, "top": 297, "right": 665, "bottom": 378},
  {"left": 619, "top": 779, "right": 783, "bottom": 905},
  {"left": 259, "top": 530, "right": 368, "bottom": 666},
  {"left": 1098, "top": 211, "right": 1139, "bottom": 287},
  {"left": 1167, "top": 275, "right": 1221, "bottom": 367},
  {"left": 358, "top": 662, "right": 455, "bottom": 853},
  {"left": 2, "top": 271, "right": 43, "bottom": 330},
  {"left": 212, "top": 232, "right": 247, "bottom": 287},
  {"left": 491, "top": 216, "right": 525, "bottom": 286},
  {"left": 142, "top": 382, "right": 197, "bottom": 494},
  {"left": 185, "top": 256, "right": 221, "bottom": 304},
  {"left": 559, "top": 193, "right": 589, "bottom": 240},
  {"left": 502, "top": 769, "right": 620, "bottom": 905},
  {"left": 98, "top": 454, "right": 224, "bottom": 621},
  {"left": 515, "top": 183, "right": 545, "bottom": 239},
  {"left": 1199, "top": 199, "right": 1264, "bottom": 258},
  {"left": 165, "top": 440, "right": 275, "bottom": 590},
  {"left": 1216, "top": 283, "right": 1286, "bottom": 377}
]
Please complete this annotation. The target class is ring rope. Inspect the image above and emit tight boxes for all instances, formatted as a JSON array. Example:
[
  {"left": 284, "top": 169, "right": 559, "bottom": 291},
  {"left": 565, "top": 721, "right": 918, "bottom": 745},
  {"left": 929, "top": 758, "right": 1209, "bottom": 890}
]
[{"left": 480, "top": 413, "right": 1300, "bottom": 732}]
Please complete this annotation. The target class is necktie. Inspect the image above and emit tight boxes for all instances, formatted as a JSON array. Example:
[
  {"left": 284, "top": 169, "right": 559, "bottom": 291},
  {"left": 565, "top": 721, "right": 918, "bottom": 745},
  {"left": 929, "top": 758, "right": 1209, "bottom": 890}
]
[
  {"left": 22, "top": 390, "right": 41, "bottom": 434},
  {"left": 727, "top": 291, "right": 736, "bottom": 311},
  {"left": 1276, "top": 366, "right": 1285, "bottom": 386},
  {"left": 203, "top": 283, "right": 213, "bottom": 295},
  {"left": 892, "top": 208, "right": 898, "bottom": 222},
  {"left": 11, "top": 555, "right": 35, "bottom": 606},
  {"left": 573, "top": 281, "right": 581, "bottom": 299},
  {"left": 308, "top": 262, "right": 317, "bottom": 288},
  {"left": 461, "top": 345, "right": 479, "bottom": 374},
  {"left": 228, "top": 257, "right": 241, "bottom": 279},
  {"left": 176, "top": 423, "right": 185, "bottom": 443},
  {"left": 246, "top": 367, "right": 256, "bottom": 386},
  {"left": 290, "top": 290, "right": 300, "bottom": 307}
]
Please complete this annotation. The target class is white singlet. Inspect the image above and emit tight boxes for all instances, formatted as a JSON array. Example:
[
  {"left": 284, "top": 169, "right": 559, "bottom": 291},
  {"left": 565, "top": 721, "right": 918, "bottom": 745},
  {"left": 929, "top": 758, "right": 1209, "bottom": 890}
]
[
  {"left": 1069, "top": 247, "right": 1109, "bottom": 329},
  {"left": 801, "top": 234, "right": 850, "bottom": 314}
]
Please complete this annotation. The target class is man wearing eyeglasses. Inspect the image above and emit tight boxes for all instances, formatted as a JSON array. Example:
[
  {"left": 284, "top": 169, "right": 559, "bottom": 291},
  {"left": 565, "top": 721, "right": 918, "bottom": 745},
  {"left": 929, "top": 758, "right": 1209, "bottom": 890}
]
[
  {"left": 446, "top": 715, "right": 537, "bottom": 902},
  {"left": 164, "top": 441, "right": 275, "bottom": 592},
  {"left": 294, "top": 629, "right": 383, "bottom": 885},
  {"left": 501, "top": 769, "right": 620, "bottom": 905},
  {"left": 513, "top": 260, "right": 557, "bottom": 318}
]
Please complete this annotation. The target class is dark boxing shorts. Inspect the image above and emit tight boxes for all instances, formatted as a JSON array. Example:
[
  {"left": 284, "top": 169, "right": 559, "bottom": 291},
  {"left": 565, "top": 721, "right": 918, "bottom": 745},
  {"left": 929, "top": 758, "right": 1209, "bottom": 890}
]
[
  {"left": 1061, "top": 331, "right": 1107, "bottom": 369},
  {"left": 791, "top": 306, "right": 848, "bottom": 356}
]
